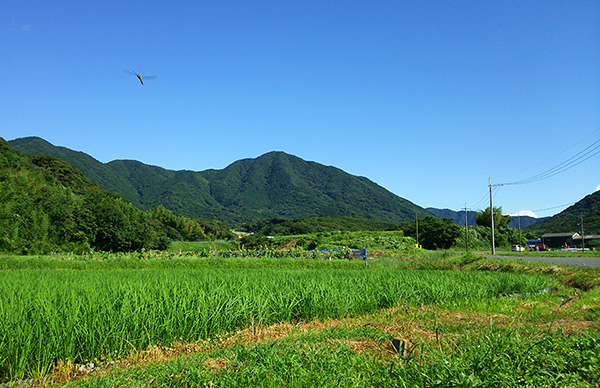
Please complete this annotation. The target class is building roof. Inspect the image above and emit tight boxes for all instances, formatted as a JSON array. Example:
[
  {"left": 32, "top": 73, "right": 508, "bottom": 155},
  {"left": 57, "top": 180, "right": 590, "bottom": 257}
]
[
  {"left": 541, "top": 232, "right": 581, "bottom": 238},
  {"left": 573, "top": 235, "right": 600, "bottom": 240}
]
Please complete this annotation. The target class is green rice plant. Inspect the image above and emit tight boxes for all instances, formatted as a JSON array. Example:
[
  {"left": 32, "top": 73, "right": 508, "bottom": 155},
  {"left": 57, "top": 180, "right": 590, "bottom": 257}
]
[
  {"left": 391, "top": 328, "right": 600, "bottom": 387},
  {"left": 0, "top": 263, "right": 558, "bottom": 382}
]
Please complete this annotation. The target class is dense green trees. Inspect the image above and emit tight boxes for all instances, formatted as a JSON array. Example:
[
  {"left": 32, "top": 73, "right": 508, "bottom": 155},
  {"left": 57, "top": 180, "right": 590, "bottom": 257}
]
[
  {"left": 242, "top": 216, "right": 401, "bottom": 236},
  {"left": 474, "top": 207, "right": 524, "bottom": 248},
  {"left": 400, "top": 216, "right": 462, "bottom": 250},
  {"left": 242, "top": 214, "right": 527, "bottom": 251},
  {"left": 0, "top": 139, "right": 231, "bottom": 254},
  {"left": 7, "top": 135, "right": 583, "bottom": 254},
  {"left": 147, "top": 206, "right": 234, "bottom": 241},
  {"left": 0, "top": 142, "right": 165, "bottom": 254},
  {"left": 475, "top": 207, "right": 512, "bottom": 230},
  {"left": 525, "top": 191, "right": 600, "bottom": 235},
  {"left": 10, "top": 138, "right": 431, "bottom": 225}
]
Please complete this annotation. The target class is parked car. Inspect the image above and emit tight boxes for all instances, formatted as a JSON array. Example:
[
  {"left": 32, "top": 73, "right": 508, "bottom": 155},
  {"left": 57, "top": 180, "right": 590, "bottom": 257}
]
[
  {"left": 512, "top": 245, "right": 524, "bottom": 252},
  {"left": 561, "top": 246, "right": 578, "bottom": 252}
]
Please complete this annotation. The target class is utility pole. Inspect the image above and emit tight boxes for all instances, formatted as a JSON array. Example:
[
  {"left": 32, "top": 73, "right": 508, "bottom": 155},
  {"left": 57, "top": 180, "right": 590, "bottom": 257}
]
[
  {"left": 487, "top": 178, "right": 504, "bottom": 255},
  {"left": 489, "top": 178, "right": 495, "bottom": 255},
  {"left": 465, "top": 204, "right": 469, "bottom": 253},
  {"left": 518, "top": 212, "right": 521, "bottom": 247},
  {"left": 415, "top": 212, "right": 419, "bottom": 246},
  {"left": 580, "top": 213, "right": 585, "bottom": 250}
]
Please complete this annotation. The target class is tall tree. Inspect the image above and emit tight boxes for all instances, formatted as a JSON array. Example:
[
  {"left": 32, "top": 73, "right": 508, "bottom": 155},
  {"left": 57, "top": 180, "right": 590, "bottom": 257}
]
[
  {"left": 475, "top": 207, "right": 511, "bottom": 230},
  {"left": 404, "top": 216, "right": 461, "bottom": 250}
]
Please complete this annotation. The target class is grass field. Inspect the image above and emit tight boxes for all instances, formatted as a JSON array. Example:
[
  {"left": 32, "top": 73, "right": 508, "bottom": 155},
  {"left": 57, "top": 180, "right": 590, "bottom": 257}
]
[{"left": 0, "top": 251, "right": 598, "bottom": 387}]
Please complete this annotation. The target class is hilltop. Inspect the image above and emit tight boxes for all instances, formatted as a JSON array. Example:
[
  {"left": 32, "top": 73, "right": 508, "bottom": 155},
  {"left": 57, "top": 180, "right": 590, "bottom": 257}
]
[{"left": 10, "top": 137, "right": 431, "bottom": 225}]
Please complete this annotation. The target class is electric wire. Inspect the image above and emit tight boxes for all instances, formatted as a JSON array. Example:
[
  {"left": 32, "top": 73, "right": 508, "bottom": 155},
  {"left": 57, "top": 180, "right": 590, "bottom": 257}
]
[
  {"left": 531, "top": 202, "right": 575, "bottom": 214},
  {"left": 495, "top": 128, "right": 600, "bottom": 180},
  {"left": 472, "top": 130, "right": 598, "bottom": 215},
  {"left": 501, "top": 137, "right": 600, "bottom": 186},
  {"left": 471, "top": 186, "right": 501, "bottom": 212},
  {"left": 469, "top": 188, "right": 490, "bottom": 211}
]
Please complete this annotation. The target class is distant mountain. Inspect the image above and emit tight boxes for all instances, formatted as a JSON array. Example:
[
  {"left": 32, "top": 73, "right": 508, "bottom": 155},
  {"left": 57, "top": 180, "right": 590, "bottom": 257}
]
[
  {"left": 427, "top": 208, "right": 477, "bottom": 226},
  {"left": 427, "top": 207, "right": 548, "bottom": 229},
  {"left": 507, "top": 215, "right": 549, "bottom": 229},
  {"left": 9, "top": 137, "right": 432, "bottom": 225},
  {"left": 525, "top": 190, "right": 600, "bottom": 235}
]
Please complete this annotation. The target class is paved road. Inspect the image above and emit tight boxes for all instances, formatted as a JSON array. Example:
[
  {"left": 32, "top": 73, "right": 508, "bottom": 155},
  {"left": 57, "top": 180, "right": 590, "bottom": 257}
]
[{"left": 486, "top": 255, "right": 600, "bottom": 268}]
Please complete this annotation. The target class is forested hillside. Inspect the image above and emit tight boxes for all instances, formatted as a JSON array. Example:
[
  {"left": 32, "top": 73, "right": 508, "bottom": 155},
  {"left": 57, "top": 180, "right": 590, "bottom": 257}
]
[
  {"left": 0, "top": 139, "right": 232, "bottom": 254},
  {"left": 10, "top": 137, "right": 431, "bottom": 225},
  {"left": 242, "top": 216, "right": 403, "bottom": 236},
  {"left": 525, "top": 190, "right": 600, "bottom": 235}
]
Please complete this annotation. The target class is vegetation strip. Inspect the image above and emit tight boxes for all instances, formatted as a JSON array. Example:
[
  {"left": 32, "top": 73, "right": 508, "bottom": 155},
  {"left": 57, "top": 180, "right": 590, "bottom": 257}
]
[
  {"left": 48, "top": 291, "right": 600, "bottom": 387},
  {"left": 1, "top": 252, "right": 598, "bottom": 387}
]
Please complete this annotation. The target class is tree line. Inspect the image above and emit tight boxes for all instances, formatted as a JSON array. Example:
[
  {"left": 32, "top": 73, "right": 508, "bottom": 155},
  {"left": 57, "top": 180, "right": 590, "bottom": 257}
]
[
  {"left": 0, "top": 139, "right": 233, "bottom": 254},
  {"left": 241, "top": 208, "right": 530, "bottom": 251}
]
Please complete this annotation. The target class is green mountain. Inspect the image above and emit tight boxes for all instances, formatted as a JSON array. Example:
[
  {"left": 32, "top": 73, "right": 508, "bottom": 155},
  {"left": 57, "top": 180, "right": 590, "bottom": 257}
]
[
  {"left": 0, "top": 138, "right": 237, "bottom": 254},
  {"left": 0, "top": 138, "right": 170, "bottom": 254},
  {"left": 525, "top": 190, "right": 600, "bottom": 235},
  {"left": 9, "top": 137, "right": 431, "bottom": 225}
]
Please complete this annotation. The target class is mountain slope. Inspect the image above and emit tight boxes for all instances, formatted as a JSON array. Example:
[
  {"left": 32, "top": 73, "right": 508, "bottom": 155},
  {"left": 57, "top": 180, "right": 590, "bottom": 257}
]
[
  {"left": 201, "top": 151, "right": 429, "bottom": 223},
  {"left": 9, "top": 137, "right": 143, "bottom": 207},
  {"left": 0, "top": 138, "right": 170, "bottom": 253},
  {"left": 427, "top": 208, "right": 477, "bottom": 226},
  {"left": 9, "top": 137, "right": 431, "bottom": 224},
  {"left": 525, "top": 190, "right": 600, "bottom": 234}
]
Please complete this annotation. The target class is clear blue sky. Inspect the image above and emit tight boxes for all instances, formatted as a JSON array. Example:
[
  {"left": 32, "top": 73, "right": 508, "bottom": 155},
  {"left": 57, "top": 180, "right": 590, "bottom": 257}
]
[{"left": 2, "top": 1, "right": 599, "bottom": 219}]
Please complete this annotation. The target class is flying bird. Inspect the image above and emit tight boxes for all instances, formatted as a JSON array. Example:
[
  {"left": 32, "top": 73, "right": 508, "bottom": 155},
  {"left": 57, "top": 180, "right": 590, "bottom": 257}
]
[{"left": 124, "top": 69, "right": 156, "bottom": 85}]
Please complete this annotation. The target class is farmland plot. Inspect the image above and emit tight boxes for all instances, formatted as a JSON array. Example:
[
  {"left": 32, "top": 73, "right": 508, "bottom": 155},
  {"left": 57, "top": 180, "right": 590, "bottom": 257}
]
[{"left": 0, "top": 256, "right": 560, "bottom": 382}]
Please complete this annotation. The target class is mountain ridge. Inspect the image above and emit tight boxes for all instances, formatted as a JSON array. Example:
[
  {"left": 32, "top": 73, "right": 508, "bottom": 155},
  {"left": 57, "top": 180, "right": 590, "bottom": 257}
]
[
  {"left": 426, "top": 207, "right": 549, "bottom": 229},
  {"left": 9, "top": 137, "right": 431, "bottom": 225}
]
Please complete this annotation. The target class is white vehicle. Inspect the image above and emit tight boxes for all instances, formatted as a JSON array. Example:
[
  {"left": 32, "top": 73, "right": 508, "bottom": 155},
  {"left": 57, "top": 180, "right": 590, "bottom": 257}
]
[
  {"left": 511, "top": 245, "right": 524, "bottom": 252},
  {"left": 561, "top": 246, "right": 578, "bottom": 252}
]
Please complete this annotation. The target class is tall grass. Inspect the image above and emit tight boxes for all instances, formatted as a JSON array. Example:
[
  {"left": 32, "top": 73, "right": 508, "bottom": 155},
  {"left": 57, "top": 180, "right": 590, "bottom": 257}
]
[
  {"left": 67, "top": 327, "right": 600, "bottom": 388},
  {"left": 0, "top": 260, "right": 558, "bottom": 382}
]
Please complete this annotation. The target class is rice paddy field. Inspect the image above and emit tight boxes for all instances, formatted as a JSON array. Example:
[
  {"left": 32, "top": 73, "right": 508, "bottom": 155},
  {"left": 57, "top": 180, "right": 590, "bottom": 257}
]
[{"left": 0, "top": 251, "right": 598, "bottom": 387}]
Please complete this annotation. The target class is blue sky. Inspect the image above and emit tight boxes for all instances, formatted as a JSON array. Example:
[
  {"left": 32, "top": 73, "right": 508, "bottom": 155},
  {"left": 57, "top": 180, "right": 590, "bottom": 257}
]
[{"left": 2, "top": 1, "right": 599, "bottom": 219}]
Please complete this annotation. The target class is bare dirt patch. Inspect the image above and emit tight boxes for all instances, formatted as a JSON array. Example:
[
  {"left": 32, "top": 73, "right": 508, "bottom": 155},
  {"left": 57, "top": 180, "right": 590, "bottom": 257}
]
[{"left": 203, "top": 358, "right": 228, "bottom": 372}]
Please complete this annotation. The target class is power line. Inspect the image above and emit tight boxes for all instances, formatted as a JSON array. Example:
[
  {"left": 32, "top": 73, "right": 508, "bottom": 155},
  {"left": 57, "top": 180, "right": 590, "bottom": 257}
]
[
  {"left": 469, "top": 188, "right": 491, "bottom": 211},
  {"left": 471, "top": 186, "right": 502, "bottom": 212},
  {"left": 496, "top": 128, "right": 600, "bottom": 180},
  {"left": 531, "top": 202, "right": 575, "bottom": 214},
  {"left": 500, "top": 137, "right": 600, "bottom": 186},
  {"left": 482, "top": 130, "right": 599, "bottom": 255}
]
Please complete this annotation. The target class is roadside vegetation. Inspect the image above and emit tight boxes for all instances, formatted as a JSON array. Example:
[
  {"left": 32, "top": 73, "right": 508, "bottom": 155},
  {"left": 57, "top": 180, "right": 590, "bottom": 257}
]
[
  {"left": 0, "top": 248, "right": 598, "bottom": 387},
  {"left": 238, "top": 209, "right": 597, "bottom": 253}
]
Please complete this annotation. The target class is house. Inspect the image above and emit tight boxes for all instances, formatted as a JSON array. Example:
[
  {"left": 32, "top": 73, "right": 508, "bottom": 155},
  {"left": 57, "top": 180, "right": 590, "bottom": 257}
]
[
  {"left": 572, "top": 234, "right": 600, "bottom": 247},
  {"left": 541, "top": 232, "right": 581, "bottom": 248}
]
